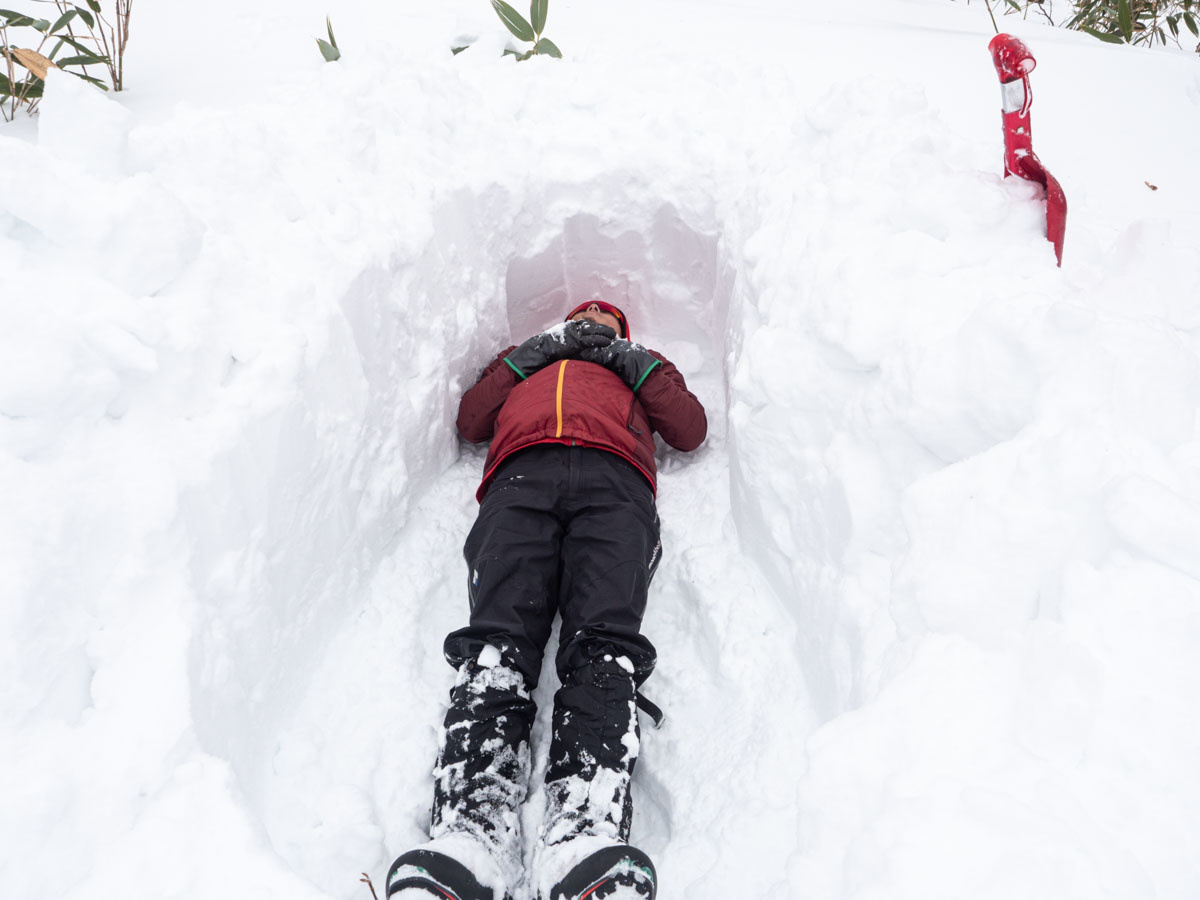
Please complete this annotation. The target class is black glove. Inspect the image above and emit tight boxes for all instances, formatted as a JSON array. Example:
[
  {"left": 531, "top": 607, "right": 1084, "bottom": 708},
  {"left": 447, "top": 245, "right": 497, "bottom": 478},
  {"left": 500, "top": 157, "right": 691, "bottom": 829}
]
[
  {"left": 505, "top": 320, "right": 616, "bottom": 378},
  {"left": 579, "top": 339, "right": 662, "bottom": 391}
]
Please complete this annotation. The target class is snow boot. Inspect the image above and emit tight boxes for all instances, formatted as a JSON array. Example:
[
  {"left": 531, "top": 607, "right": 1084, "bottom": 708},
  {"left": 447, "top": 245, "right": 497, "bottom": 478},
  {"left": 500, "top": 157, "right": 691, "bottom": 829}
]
[
  {"left": 385, "top": 833, "right": 512, "bottom": 900},
  {"left": 397, "top": 647, "right": 535, "bottom": 898},
  {"left": 544, "top": 841, "right": 657, "bottom": 900},
  {"left": 533, "top": 654, "right": 655, "bottom": 899}
]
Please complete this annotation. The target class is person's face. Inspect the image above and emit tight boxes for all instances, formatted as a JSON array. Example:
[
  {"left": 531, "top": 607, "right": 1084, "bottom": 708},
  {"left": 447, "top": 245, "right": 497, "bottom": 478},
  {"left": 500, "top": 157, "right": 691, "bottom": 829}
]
[{"left": 570, "top": 303, "right": 623, "bottom": 336}]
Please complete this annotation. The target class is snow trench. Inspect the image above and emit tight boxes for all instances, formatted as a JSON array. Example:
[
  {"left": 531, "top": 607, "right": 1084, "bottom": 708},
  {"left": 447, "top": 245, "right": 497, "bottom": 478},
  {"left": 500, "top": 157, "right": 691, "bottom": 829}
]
[{"left": 171, "top": 174, "right": 832, "bottom": 896}]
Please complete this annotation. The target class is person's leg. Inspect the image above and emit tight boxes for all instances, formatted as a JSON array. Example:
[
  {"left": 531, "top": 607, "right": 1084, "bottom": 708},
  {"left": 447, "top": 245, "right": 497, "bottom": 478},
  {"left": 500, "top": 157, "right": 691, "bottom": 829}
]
[
  {"left": 425, "top": 654, "right": 534, "bottom": 892},
  {"left": 554, "top": 449, "right": 661, "bottom": 683},
  {"left": 443, "top": 446, "right": 572, "bottom": 687},
  {"left": 413, "top": 448, "right": 570, "bottom": 895},
  {"left": 543, "top": 450, "right": 661, "bottom": 848}
]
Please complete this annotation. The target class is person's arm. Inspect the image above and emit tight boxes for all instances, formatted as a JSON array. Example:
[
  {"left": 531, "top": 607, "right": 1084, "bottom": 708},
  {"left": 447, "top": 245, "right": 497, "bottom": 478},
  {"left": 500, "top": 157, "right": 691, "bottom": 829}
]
[
  {"left": 579, "top": 341, "right": 708, "bottom": 451},
  {"left": 637, "top": 352, "right": 707, "bottom": 452},
  {"left": 456, "top": 347, "right": 518, "bottom": 443},
  {"left": 458, "top": 321, "right": 617, "bottom": 442}
]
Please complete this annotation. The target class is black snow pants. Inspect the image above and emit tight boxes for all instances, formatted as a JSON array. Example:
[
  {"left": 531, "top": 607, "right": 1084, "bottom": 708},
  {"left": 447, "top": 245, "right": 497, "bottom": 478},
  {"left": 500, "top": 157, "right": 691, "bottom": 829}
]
[
  {"left": 434, "top": 444, "right": 662, "bottom": 847},
  {"left": 444, "top": 444, "right": 661, "bottom": 685}
]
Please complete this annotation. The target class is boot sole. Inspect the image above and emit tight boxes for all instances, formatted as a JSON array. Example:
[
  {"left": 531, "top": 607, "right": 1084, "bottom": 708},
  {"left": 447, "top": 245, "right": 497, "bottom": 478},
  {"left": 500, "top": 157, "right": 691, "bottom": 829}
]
[
  {"left": 547, "top": 844, "right": 657, "bottom": 900},
  {"left": 387, "top": 848, "right": 508, "bottom": 900}
]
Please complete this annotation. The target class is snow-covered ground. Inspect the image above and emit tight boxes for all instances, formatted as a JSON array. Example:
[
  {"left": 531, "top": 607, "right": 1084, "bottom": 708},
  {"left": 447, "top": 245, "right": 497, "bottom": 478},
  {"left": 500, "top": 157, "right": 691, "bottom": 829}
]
[{"left": 3, "top": 0, "right": 1200, "bottom": 897}]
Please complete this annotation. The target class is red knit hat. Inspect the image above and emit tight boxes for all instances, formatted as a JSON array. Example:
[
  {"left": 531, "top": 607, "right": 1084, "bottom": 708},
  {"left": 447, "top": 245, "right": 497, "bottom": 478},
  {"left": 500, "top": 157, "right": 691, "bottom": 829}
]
[{"left": 564, "top": 300, "right": 630, "bottom": 339}]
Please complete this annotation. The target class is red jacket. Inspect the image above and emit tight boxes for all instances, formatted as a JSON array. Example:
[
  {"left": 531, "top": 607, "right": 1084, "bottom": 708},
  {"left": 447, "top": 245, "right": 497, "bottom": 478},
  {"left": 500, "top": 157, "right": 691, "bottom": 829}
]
[{"left": 457, "top": 346, "right": 707, "bottom": 501}]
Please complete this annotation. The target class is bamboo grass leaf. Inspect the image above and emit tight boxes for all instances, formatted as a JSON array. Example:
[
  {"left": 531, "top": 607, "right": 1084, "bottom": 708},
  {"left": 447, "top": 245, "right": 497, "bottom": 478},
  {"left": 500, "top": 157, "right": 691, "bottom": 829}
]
[
  {"left": 1081, "top": 24, "right": 1126, "bottom": 42},
  {"left": 67, "top": 68, "right": 106, "bottom": 88},
  {"left": 57, "top": 34, "right": 104, "bottom": 56},
  {"left": 491, "top": 0, "right": 535, "bottom": 42},
  {"left": 1118, "top": 0, "right": 1134, "bottom": 40},
  {"left": 55, "top": 53, "right": 110, "bottom": 67},
  {"left": 316, "top": 37, "right": 340, "bottom": 62},
  {"left": 55, "top": 40, "right": 109, "bottom": 63},
  {"left": 534, "top": 37, "right": 561, "bottom": 58},
  {"left": 12, "top": 46, "right": 55, "bottom": 77},
  {"left": 50, "top": 9, "right": 77, "bottom": 33}
]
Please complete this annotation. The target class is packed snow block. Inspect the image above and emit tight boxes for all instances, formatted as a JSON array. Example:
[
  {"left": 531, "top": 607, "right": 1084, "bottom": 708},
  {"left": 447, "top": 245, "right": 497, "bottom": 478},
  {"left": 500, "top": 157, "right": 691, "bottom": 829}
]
[
  {"left": 1104, "top": 475, "right": 1200, "bottom": 580},
  {"left": 38, "top": 68, "right": 133, "bottom": 176},
  {"left": 94, "top": 174, "right": 206, "bottom": 296},
  {"left": 25, "top": 70, "right": 204, "bottom": 296}
]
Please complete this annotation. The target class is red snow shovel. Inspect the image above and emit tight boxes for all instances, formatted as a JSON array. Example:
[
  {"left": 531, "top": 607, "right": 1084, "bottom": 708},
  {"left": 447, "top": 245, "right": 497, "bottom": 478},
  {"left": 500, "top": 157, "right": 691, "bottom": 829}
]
[{"left": 988, "top": 33, "right": 1066, "bottom": 266}]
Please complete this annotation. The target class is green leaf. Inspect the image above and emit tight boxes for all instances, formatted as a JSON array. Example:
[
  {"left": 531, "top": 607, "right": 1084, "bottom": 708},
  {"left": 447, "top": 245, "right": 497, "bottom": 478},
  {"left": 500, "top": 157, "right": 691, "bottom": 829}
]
[
  {"left": 57, "top": 34, "right": 101, "bottom": 55},
  {"left": 0, "top": 73, "right": 10, "bottom": 93},
  {"left": 1167, "top": 15, "right": 1180, "bottom": 37},
  {"left": 86, "top": 0, "right": 100, "bottom": 12},
  {"left": 451, "top": 45, "right": 470, "bottom": 55},
  {"left": 0, "top": 8, "right": 35, "bottom": 25},
  {"left": 1118, "top": 0, "right": 1133, "bottom": 41},
  {"left": 50, "top": 9, "right": 78, "bottom": 33},
  {"left": 530, "top": 0, "right": 547, "bottom": 36},
  {"left": 32, "top": 17, "right": 52, "bottom": 32},
  {"left": 1184, "top": 11, "right": 1198, "bottom": 36},
  {"left": 67, "top": 68, "right": 106, "bottom": 88},
  {"left": 534, "top": 36, "right": 561, "bottom": 58},
  {"left": 55, "top": 53, "right": 109, "bottom": 66},
  {"left": 1080, "top": 24, "right": 1126, "bottom": 43},
  {"left": 491, "top": 0, "right": 535, "bottom": 42},
  {"left": 325, "top": 15, "right": 337, "bottom": 48},
  {"left": 76, "top": 7, "right": 94, "bottom": 28},
  {"left": 316, "top": 37, "right": 340, "bottom": 62},
  {"left": 51, "top": 37, "right": 109, "bottom": 64}
]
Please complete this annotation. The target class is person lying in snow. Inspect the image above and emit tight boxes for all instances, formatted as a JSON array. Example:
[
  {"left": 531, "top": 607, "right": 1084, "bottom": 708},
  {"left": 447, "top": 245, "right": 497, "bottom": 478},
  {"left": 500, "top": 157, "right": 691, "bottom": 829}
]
[{"left": 387, "top": 300, "right": 707, "bottom": 900}]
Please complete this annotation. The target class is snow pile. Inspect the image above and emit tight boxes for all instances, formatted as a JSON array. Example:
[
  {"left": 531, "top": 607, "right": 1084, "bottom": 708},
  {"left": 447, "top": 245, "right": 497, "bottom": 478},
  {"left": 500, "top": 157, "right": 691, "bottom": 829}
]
[{"left": 2, "top": 1, "right": 1200, "bottom": 898}]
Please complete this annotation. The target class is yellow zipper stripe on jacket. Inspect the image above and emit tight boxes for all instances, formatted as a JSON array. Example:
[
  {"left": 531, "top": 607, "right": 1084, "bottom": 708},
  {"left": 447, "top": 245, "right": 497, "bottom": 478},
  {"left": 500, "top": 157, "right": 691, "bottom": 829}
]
[{"left": 555, "top": 360, "right": 568, "bottom": 438}]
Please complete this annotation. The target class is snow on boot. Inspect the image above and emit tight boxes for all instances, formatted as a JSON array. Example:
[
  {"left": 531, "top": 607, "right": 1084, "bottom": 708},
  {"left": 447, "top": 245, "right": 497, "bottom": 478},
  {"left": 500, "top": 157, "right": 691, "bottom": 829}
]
[
  {"left": 533, "top": 654, "right": 653, "bottom": 899},
  {"left": 429, "top": 647, "right": 535, "bottom": 893},
  {"left": 385, "top": 833, "right": 510, "bottom": 900}
]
